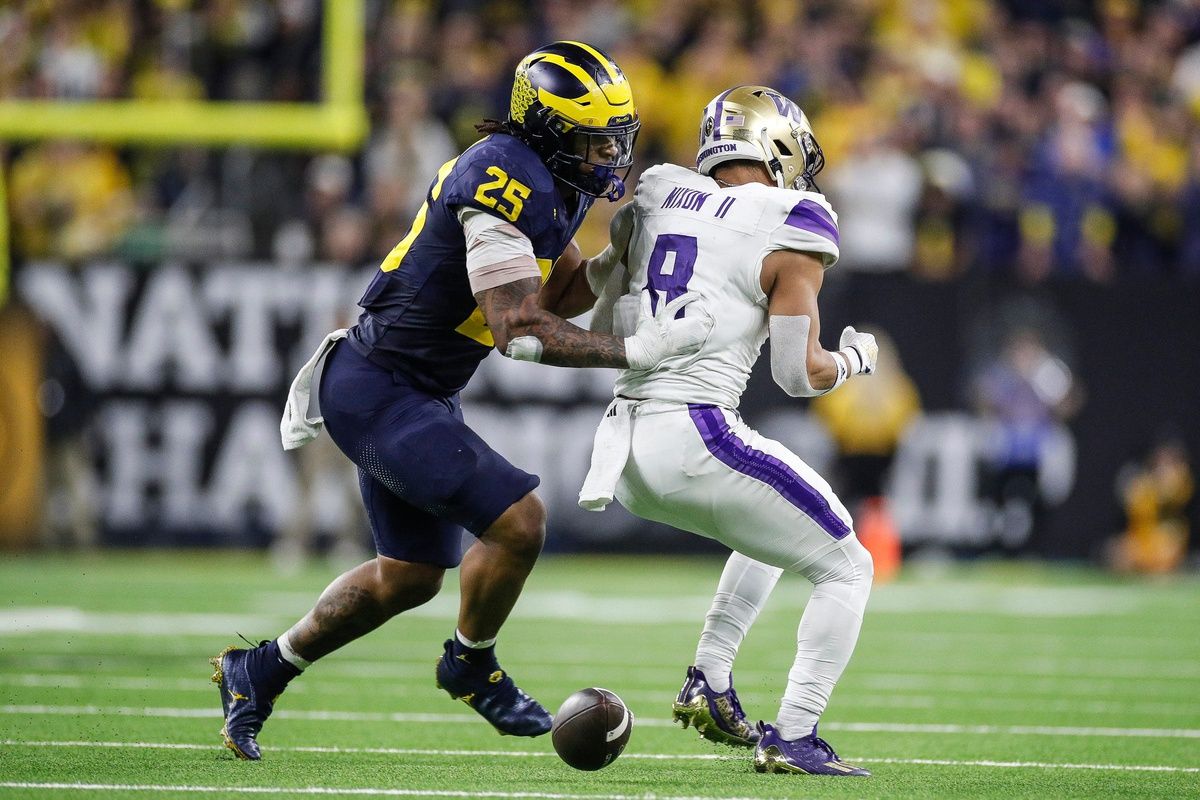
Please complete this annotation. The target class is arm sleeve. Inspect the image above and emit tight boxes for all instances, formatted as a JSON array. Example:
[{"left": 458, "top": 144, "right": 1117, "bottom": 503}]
[
  {"left": 769, "top": 315, "right": 818, "bottom": 397},
  {"left": 457, "top": 207, "right": 541, "bottom": 294}
]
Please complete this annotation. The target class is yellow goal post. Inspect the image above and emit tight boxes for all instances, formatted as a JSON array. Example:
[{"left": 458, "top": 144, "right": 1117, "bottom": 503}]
[{"left": 0, "top": 0, "right": 369, "bottom": 305}]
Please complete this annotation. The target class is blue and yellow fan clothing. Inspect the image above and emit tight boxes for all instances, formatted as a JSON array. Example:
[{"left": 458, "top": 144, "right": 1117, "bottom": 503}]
[{"left": 348, "top": 132, "right": 595, "bottom": 396}]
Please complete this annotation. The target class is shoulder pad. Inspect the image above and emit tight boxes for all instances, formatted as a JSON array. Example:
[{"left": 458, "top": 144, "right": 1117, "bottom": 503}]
[
  {"left": 442, "top": 135, "right": 557, "bottom": 236},
  {"left": 635, "top": 163, "right": 712, "bottom": 212},
  {"left": 770, "top": 190, "right": 840, "bottom": 268}
]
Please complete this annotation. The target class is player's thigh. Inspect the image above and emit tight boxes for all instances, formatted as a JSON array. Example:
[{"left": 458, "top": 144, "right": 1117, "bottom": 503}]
[
  {"left": 357, "top": 467, "right": 465, "bottom": 568},
  {"left": 621, "top": 405, "right": 854, "bottom": 571},
  {"left": 320, "top": 342, "right": 538, "bottom": 540}
]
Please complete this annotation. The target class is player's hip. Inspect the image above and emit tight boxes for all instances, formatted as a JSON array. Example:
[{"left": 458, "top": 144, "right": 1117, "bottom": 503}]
[{"left": 619, "top": 403, "right": 853, "bottom": 542}]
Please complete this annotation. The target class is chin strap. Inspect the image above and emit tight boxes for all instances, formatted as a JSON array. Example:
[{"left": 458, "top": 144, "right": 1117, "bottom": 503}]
[
  {"left": 601, "top": 169, "right": 626, "bottom": 201},
  {"left": 758, "top": 129, "right": 787, "bottom": 189}
]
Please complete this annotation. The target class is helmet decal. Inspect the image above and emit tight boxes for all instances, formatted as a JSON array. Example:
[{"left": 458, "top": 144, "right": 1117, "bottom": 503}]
[{"left": 510, "top": 72, "right": 538, "bottom": 124}]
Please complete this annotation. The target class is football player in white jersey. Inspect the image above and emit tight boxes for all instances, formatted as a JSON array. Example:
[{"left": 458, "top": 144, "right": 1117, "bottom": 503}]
[{"left": 540, "top": 85, "right": 879, "bottom": 776}]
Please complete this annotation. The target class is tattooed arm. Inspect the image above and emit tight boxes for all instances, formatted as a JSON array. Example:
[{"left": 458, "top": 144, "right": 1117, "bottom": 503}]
[
  {"left": 537, "top": 239, "right": 595, "bottom": 319},
  {"left": 477, "top": 278, "right": 629, "bottom": 368}
]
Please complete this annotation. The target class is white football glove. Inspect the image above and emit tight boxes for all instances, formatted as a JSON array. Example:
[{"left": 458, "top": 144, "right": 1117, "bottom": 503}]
[
  {"left": 839, "top": 325, "right": 879, "bottom": 375},
  {"left": 624, "top": 291, "right": 713, "bottom": 370}
]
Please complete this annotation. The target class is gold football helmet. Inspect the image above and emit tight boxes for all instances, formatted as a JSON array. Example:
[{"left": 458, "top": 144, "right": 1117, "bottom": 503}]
[{"left": 696, "top": 85, "right": 824, "bottom": 191}]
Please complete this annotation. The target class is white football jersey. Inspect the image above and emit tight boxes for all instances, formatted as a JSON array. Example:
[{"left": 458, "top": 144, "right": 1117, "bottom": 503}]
[{"left": 613, "top": 163, "right": 840, "bottom": 408}]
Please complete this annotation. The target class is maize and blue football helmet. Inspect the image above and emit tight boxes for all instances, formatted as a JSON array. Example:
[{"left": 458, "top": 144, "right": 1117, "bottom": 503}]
[
  {"left": 508, "top": 41, "right": 639, "bottom": 201},
  {"left": 696, "top": 85, "right": 825, "bottom": 192}
]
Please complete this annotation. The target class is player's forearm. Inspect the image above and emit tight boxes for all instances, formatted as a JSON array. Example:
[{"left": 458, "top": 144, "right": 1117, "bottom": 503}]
[
  {"left": 807, "top": 349, "right": 847, "bottom": 391},
  {"left": 511, "top": 309, "right": 627, "bottom": 368},
  {"left": 481, "top": 280, "right": 627, "bottom": 368}
]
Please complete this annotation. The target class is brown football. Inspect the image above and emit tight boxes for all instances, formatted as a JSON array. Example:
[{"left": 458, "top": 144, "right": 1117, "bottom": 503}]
[{"left": 550, "top": 688, "right": 633, "bottom": 771}]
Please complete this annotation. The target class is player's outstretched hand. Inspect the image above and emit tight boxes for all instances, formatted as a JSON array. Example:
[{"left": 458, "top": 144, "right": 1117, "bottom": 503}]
[
  {"left": 624, "top": 291, "right": 713, "bottom": 370},
  {"left": 839, "top": 325, "right": 879, "bottom": 375}
]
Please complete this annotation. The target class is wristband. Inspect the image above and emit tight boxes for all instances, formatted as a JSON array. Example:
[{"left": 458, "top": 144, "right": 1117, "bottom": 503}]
[
  {"left": 840, "top": 346, "right": 863, "bottom": 375},
  {"left": 825, "top": 351, "right": 849, "bottom": 393}
]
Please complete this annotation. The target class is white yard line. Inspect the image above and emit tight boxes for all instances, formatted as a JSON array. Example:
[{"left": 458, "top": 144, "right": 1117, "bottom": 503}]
[
  {"left": 0, "top": 784, "right": 768, "bottom": 800},
  {"left": 0, "top": 583, "right": 1159, "bottom": 640},
  {"left": 2, "top": 740, "right": 1198, "bottom": 775},
  {"left": 3, "top": 705, "right": 1199, "bottom": 739},
  {"left": 8, "top": 645, "right": 1200, "bottom": 683},
  {"left": 3, "top": 672, "right": 1196, "bottom": 717}
]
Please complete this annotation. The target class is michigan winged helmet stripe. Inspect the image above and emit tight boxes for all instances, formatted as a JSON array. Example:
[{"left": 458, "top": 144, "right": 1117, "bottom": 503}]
[{"left": 513, "top": 42, "right": 634, "bottom": 127}]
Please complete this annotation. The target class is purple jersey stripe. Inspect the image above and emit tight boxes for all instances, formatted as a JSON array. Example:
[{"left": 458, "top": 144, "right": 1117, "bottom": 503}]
[
  {"left": 785, "top": 199, "right": 840, "bottom": 245},
  {"left": 688, "top": 404, "right": 851, "bottom": 540}
]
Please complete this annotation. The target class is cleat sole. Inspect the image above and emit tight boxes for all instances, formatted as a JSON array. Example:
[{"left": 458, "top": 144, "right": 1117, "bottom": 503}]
[
  {"left": 670, "top": 697, "right": 755, "bottom": 749},
  {"left": 219, "top": 725, "right": 257, "bottom": 761},
  {"left": 210, "top": 646, "right": 236, "bottom": 686}
]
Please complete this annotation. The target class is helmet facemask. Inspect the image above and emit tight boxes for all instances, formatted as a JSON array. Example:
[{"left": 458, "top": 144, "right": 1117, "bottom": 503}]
[{"left": 543, "top": 115, "right": 639, "bottom": 200}]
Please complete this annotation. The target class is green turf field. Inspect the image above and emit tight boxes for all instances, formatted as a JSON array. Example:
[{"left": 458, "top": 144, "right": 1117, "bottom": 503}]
[{"left": 0, "top": 551, "right": 1197, "bottom": 799}]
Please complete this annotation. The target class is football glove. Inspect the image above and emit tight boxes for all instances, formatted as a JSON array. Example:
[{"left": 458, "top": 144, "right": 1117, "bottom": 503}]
[
  {"left": 624, "top": 291, "right": 712, "bottom": 370},
  {"left": 839, "top": 325, "right": 878, "bottom": 375}
]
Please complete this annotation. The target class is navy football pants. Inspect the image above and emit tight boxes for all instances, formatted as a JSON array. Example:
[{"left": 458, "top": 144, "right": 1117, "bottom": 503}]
[{"left": 317, "top": 340, "right": 539, "bottom": 568}]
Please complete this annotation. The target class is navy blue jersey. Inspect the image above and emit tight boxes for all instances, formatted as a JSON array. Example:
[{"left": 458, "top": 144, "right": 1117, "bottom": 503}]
[{"left": 349, "top": 133, "right": 595, "bottom": 395}]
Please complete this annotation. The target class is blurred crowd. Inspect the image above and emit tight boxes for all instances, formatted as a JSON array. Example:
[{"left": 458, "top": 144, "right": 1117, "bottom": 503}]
[{"left": 5, "top": 0, "right": 1200, "bottom": 281}]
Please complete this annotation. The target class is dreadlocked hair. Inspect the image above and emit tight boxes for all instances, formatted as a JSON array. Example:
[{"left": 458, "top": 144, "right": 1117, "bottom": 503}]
[{"left": 474, "top": 118, "right": 517, "bottom": 136}]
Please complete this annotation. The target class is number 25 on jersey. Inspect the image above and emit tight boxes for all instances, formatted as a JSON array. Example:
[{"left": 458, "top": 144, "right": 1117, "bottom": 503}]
[{"left": 474, "top": 166, "right": 531, "bottom": 222}]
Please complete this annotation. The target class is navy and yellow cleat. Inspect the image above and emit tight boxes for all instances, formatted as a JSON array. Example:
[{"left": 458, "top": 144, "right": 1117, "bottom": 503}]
[
  {"left": 209, "top": 639, "right": 299, "bottom": 760},
  {"left": 753, "top": 722, "right": 871, "bottom": 776},
  {"left": 671, "top": 665, "right": 758, "bottom": 748},
  {"left": 435, "top": 639, "right": 551, "bottom": 737}
]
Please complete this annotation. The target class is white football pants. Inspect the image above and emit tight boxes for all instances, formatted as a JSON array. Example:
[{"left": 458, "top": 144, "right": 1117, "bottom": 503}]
[{"left": 614, "top": 402, "right": 873, "bottom": 740}]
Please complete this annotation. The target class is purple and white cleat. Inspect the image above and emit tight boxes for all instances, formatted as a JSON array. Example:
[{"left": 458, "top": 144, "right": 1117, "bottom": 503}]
[
  {"left": 753, "top": 721, "right": 871, "bottom": 776},
  {"left": 671, "top": 666, "right": 758, "bottom": 748}
]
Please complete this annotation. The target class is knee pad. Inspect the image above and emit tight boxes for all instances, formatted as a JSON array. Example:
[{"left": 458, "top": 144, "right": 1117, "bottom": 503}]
[
  {"left": 841, "top": 537, "right": 874, "bottom": 585},
  {"left": 802, "top": 537, "right": 873, "bottom": 616}
]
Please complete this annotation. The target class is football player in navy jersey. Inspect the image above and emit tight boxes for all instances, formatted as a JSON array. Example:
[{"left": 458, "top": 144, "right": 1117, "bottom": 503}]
[{"left": 210, "top": 42, "right": 711, "bottom": 760}]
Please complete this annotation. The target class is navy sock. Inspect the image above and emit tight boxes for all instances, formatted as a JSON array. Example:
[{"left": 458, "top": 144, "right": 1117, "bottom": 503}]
[
  {"left": 259, "top": 640, "right": 301, "bottom": 686},
  {"left": 450, "top": 638, "right": 497, "bottom": 668}
]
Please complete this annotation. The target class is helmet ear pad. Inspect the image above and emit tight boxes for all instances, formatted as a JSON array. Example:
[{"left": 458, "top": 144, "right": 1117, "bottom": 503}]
[{"left": 521, "top": 104, "right": 568, "bottom": 163}]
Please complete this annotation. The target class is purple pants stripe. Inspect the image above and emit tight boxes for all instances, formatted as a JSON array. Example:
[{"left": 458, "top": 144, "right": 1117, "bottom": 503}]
[{"left": 688, "top": 404, "right": 851, "bottom": 540}]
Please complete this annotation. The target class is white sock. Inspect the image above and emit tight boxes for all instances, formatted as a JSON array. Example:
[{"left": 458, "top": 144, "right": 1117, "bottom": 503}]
[
  {"left": 455, "top": 629, "right": 497, "bottom": 649},
  {"left": 694, "top": 552, "right": 783, "bottom": 693},
  {"left": 277, "top": 631, "right": 312, "bottom": 671},
  {"left": 774, "top": 538, "right": 872, "bottom": 740}
]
